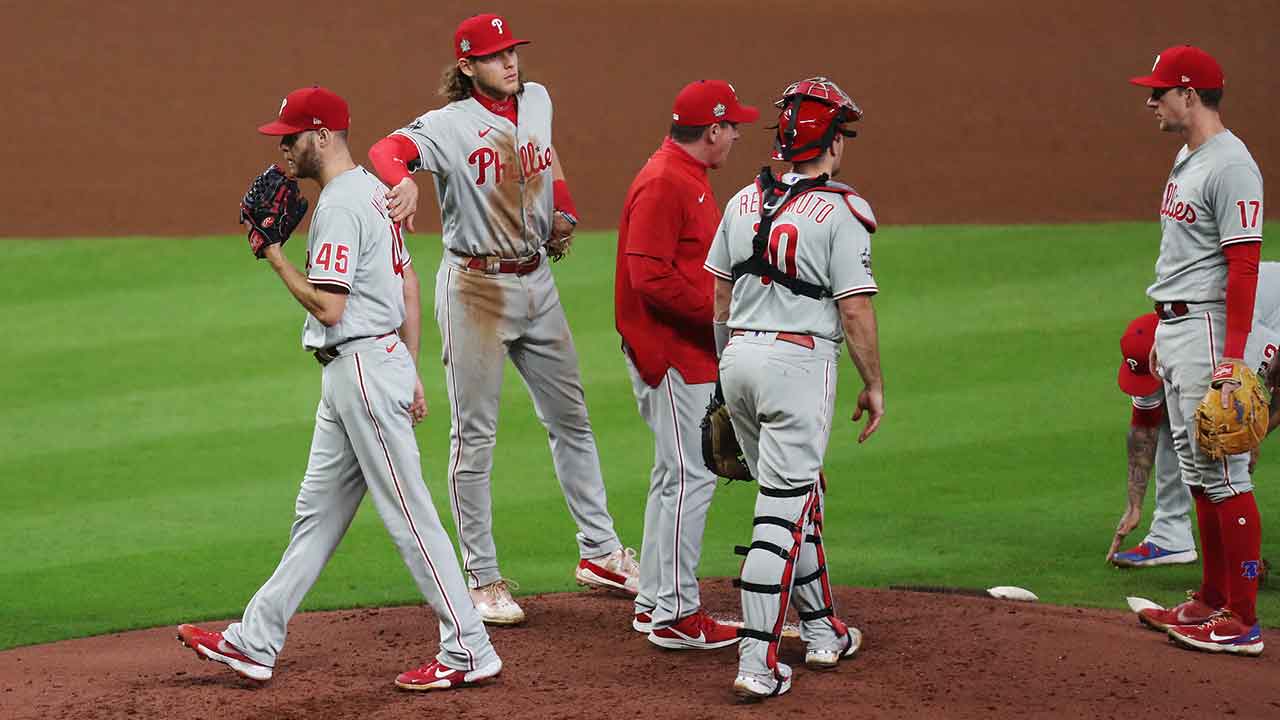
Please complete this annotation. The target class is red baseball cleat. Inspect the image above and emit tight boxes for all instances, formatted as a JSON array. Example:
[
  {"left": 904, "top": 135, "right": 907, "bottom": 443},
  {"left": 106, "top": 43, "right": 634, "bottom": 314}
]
[
  {"left": 176, "top": 624, "right": 273, "bottom": 681},
  {"left": 633, "top": 610, "right": 653, "bottom": 634},
  {"left": 1137, "top": 591, "right": 1219, "bottom": 632},
  {"left": 395, "top": 658, "right": 503, "bottom": 691},
  {"left": 1168, "top": 612, "right": 1264, "bottom": 656},
  {"left": 648, "top": 609, "right": 741, "bottom": 650}
]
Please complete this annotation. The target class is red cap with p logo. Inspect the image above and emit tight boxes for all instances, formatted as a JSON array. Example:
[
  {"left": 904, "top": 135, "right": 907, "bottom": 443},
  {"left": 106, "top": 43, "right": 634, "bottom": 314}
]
[
  {"left": 1129, "top": 45, "right": 1224, "bottom": 89},
  {"left": 1118, "top": 313, "right": 1162, "bottom": 396},
  {"left": 454, "top": 14, "right": 530, "bottom": 59},
  {"left": 257, "top": 86, "right": 350, "bottom": 135}
]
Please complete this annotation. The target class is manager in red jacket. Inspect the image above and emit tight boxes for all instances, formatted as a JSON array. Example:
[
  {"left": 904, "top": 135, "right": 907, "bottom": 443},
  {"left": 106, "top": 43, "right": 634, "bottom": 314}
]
[{"left": 615, "top": 80, "right": 758, "bottom": 650}]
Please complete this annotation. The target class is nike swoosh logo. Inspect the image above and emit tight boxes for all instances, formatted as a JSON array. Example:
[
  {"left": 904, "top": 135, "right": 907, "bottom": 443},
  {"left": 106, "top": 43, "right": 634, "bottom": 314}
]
[
  {"left": 1209, "top": 631, "right": 1243, "bottom": 641},
  {"left": 479, "top": 128, "right": 493, "bottom": 138},
  {"left": 434, "top": 666, "right": 457, "bottom": 679},
  {"left": 698, "top": 193, "right": 706, "bottom": 203},
  {"left": 386, "top": 342, "right": 398, "bottom": 353},
  {"left": 1175, "top": 609, "right": 1202, "bottom": 623}
]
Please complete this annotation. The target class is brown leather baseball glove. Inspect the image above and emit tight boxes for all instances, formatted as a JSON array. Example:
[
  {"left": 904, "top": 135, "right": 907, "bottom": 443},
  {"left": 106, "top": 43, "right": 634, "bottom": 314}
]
[
  {"left": 1195, "top": 360, "right": 1270, "bottom": 459},
  {"left": 701, "top": 384, "right": 752, "bottom": 481}
]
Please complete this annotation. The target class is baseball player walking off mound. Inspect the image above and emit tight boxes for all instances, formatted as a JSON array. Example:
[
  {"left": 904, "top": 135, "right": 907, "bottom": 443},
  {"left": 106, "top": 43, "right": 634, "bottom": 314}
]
[
  {"left": 1127, "top": 46, "right": 1267, "bottom": 656},
  {"left": 178, "top": 87, "right": 502, "bottom": 691},
  {"left": 367, "top": 14, "right": 637, "bottom": 625},
  {"left": 616, "top": 80, "right": 758, "bottom": 648},
  {"left": 1108, "top": 313, "right": 1198, "bottom": 568},
  {"left": 705, "top": 77, "right": 882, "bottom": 699}
]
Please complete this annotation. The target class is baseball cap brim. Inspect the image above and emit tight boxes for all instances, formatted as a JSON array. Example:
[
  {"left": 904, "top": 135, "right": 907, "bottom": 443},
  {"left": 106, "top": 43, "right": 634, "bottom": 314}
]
[
  {"left": 1128, "top": 74, "right": 1180, "bottom": 88},
  {"left": 1118, "top": 363, "right": 1162, "bottom": 397},
  {"left": 726, "top": 104, "right": 760, "bottom": 124},
  {"left": 258, "top": 120, "right": 311, "bottom": 136},
  {"left": 466, "top": 38, "right": 531, "bottom": 58}
]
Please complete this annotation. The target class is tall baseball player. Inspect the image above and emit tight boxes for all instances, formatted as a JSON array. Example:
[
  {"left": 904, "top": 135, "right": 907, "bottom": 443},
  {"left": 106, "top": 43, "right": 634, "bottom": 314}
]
[
  {"left": 616, "top": 80, "right": 758, "bottom": 649},
  {"left": 177, "top": 87, "right": 502, "bottom": 691},
  {"left": 1107, "top": 312, "right": 1197, "bottom": 568},
  {"left": 367, "top": 14, "right": 637, "bottom": 626},
  {"left": 705, "top": 77, "right": 880, "bottom": 699},
  {"left": 1126, "top": 46, "right": 1267, "bottom": 656}
]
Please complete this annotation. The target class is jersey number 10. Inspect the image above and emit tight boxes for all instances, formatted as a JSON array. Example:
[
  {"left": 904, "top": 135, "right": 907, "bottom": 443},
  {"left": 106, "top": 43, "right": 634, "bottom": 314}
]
[{"left": 760, "top": 222, "right": 800, "bottom": 285}]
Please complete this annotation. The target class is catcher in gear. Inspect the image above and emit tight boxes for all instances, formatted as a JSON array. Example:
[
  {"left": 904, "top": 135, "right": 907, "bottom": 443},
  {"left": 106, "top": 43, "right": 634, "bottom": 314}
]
[
  {"left": 704, "top": 76, "right": 880, "bottom": 700},
  {"left": 240, "top": 164, "right": 308, "bottom": 258}
]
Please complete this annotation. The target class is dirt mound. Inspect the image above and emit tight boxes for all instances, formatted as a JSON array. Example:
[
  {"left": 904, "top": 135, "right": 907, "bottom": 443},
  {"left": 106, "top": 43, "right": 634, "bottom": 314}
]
[{"left": 3, "top": 578, "right": 1277, "bottom": 719}]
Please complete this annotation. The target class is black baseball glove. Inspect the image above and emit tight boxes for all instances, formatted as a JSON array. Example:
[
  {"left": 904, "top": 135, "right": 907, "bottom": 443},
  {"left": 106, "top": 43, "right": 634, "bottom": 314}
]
[
  {"left": 701, "top": 383, "right": 753, "bottom": 481},
  {"left": 239, "top": 164, "right": 308, "bottom": 259}
]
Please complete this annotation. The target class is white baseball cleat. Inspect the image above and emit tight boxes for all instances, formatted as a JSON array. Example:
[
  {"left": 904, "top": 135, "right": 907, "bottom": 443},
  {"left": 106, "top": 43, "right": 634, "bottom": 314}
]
[
  {"left": 470, "top": 579, "right": 525, "bottom": 625},
  {"left": 805, "top": 626, "right": 862, "bottom": 669},
  {"left": 733, "top": 662, "right": 792, "bottom": 700}
]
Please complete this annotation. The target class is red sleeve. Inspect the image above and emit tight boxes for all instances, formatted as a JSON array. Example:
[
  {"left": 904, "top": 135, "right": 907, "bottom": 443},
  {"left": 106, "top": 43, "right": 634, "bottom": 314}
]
[
  {"left": 1131, "top": 404, "right": 1164, "bottom": 428},
  {"left": 553, "top": 179, "right": 578, "bottom": 220},
  {"left": 368, "top": 135, "right": 419, "bottom": 188},
  {"left": 1223, "top": 241, "right": 1261, "bottom": 358},
  {"left": 627, "top": 255, "right": 713, "bottom": 329}
]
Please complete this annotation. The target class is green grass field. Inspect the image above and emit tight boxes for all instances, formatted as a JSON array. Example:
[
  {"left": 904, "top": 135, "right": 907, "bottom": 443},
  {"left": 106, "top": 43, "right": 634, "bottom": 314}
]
[{"left": 3, "top": 224, "right": 1278, "bottom": 650}]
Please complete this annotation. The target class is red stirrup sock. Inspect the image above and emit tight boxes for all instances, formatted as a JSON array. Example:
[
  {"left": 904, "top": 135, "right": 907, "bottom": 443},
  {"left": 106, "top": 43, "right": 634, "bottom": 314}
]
[
  {"left": 1191, "top": 488, "right": 1228, "bottom": 609},
  {"left": 1216, "top": 491, "right": 1263, "bottom": 626}
]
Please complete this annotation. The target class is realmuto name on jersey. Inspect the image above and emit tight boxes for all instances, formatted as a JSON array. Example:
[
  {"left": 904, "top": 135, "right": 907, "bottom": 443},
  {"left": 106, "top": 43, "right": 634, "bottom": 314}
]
[
  {"left": 467, "top": 140, "right": 553, "bottom": 186},
  {"left": 735, "top": 189, "right": 839, "bottom": 223},
  {"left": 1160, "top": 182, "right": 1198, "bottom": 224}
]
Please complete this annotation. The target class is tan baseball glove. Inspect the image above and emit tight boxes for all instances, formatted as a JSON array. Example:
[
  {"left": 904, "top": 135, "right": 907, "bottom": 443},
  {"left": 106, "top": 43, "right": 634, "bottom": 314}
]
[
  {"left": 1195, "top": 360, "right": 1270, "bottom": 458},
  {"left": 701, "top": 385, "right": 752, "bottom": 481}
]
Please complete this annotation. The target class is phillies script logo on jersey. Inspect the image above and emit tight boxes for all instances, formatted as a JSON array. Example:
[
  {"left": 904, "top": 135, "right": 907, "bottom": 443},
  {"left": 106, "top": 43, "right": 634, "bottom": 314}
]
[
  {"left": 467, "top": 141, "right": 553, "bottom": 186},
  {"left": 1160, "top": 182, "right": 1198, "bottom": 224}
]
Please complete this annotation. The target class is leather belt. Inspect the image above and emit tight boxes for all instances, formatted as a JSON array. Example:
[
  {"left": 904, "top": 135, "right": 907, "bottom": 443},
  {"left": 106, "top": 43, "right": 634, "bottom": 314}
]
[
  {"left": 732, "top": 329, "right": 816, "bottom": 350},
  {"left": 1153, "top": 301, "right": 1190, "bottom": 320},
  {"left": 464, "top": 254, "right": 541, "bottom": 275},
  {"left": 313, "top": 331, "right": 397, "bottom": 366}
]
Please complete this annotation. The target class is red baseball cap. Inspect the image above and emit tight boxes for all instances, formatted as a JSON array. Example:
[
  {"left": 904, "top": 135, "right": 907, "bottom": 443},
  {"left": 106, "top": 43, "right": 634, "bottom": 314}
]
[
  {"left": 1118, "top": 313, "right": 1162, "bottom": 396},
  {"left": 671, "top": 80, "right": 759, "bottom": 127},
  {"left": 258, "top": 86, "right": 350, "bottom": 135},
  {"left": 455, "top": 13, "right": 530, "bottom": 59},
  {"left": 1129, "top": 45, "right": 1224, "bottom": 89}
]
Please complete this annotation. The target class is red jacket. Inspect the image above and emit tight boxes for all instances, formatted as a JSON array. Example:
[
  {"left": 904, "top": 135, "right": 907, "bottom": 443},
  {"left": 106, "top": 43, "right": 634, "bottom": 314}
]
[{"left": 615, "top": 139, "right": 721, "bottom": 387}]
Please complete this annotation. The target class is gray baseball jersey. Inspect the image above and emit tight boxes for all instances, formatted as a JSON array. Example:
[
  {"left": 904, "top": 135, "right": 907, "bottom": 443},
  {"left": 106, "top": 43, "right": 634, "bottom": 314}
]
[
  {"left": 303, "top": 167, "right": 412, "bottom": 349},
  {"left": 705, "top": 174, "right": 877, "bottom": 340},
  {"left": 395, "top": 82, "right": 554, "bottom": 259},
  {"left": 1147, "top": 130, "right": 1264, "bottom": 303}
]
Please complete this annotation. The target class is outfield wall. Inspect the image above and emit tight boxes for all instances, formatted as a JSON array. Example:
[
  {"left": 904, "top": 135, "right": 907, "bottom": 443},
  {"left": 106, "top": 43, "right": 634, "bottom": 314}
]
[{"left": 2, "top": 0, "right": 1276, "bottom": 236}]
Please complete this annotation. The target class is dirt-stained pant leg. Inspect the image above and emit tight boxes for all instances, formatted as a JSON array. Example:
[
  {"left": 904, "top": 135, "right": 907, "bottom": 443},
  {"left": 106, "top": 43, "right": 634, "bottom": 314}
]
[
  {"left": 436, "top": 261, "right": 512, "bottom": 588},
  {"left": 508, "top": 265, "right": 622, "bottom": 559},
  {"left": 721, "top": 334, "right": 841, "bottom": 680},
  {"left": 626, "top": 356, "right": 717, "bottom": 627},
  {"left": 1157, "top": 311, "right": 1253, "bottom": 503},
  {"left": 1145, "top": 419, "right": 1195, "bottom": 550},
  {"left": 223, "top": 396, "right": 366, "bottom": 667}
]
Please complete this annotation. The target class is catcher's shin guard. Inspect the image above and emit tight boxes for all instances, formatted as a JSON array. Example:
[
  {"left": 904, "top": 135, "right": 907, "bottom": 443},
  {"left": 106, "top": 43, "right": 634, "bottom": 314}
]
[
  {"left": 789, "top": 483, "right": 844, "bottom": 645},
  {"left": 734, "top": 484, "right": 818, "bottom": 677}
]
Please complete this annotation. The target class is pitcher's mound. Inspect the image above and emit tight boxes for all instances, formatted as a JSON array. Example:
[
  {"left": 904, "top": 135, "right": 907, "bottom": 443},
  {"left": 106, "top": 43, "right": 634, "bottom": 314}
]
[{"left": 4, "top": 578, "right": 1277, "bottom": 719}]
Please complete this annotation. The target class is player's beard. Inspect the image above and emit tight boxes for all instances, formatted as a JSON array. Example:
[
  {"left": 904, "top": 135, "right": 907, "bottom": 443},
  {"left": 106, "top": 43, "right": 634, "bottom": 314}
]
[{"left": 292, "top": 141, "right": 322, "bottom": 180}]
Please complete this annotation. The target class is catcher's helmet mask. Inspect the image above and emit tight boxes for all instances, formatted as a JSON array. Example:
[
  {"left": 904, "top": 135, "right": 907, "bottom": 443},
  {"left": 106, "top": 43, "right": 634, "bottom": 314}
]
[{"left": 771, "top": 77, "right": 863, "bottom": 162}]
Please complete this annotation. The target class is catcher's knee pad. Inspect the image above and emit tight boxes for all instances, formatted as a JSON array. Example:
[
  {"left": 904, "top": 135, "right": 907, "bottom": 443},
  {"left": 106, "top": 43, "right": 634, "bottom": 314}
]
[{"left": 734, "top": 484, "right": 819, "bottom": 666}]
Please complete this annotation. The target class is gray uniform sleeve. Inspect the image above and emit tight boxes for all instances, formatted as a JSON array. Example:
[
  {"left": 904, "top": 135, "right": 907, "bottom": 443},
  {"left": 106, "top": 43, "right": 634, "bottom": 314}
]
[
  {"left": 1210, "top": 162, "right": 1264, "bottom": 247},
  {"left": 308, "top": 206, "right": 362, "bottom": 290},
  {"left": 829, "top": 202, "right": 877, "bottom": 299},
  {"left": 393, "top": 112, "right": 447, "bottom": 175},
  {"left": 704, "top": 205, "right": 734, "bottom": 280}
]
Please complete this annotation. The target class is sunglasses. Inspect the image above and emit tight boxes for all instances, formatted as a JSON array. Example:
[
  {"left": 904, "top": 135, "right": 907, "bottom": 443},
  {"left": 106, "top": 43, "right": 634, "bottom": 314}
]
[{"left": 1150, "top": 86, "right": 1184, "bottom": 101}]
